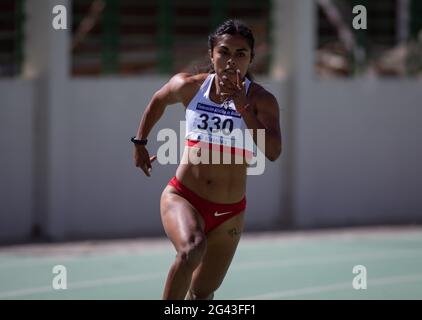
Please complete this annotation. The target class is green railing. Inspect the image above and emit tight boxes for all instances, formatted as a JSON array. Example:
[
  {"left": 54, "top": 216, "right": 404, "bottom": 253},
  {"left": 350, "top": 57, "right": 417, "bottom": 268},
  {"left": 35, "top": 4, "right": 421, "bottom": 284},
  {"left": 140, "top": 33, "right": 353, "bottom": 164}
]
[
  {"left": 14, "top": 0, "right": 25, "bottom": 76},
  {"left": 210, "top": 0, "right": 228, "bottom": 31},
  {"left": 73, "top": 0, "right": 272, "bottom": 75},
  {"left": 0, "top": 0, "right": 25, "bottom": 77},
  {"left": 157, "top": 0, "right": 172, "bottom": 74},
  {"left": 101, "top": 0, "right": 119, "bottom": 74},
  {"left": 410, "top": 0, "right": 422, "bottom": 39},
  {"left": 351, "top": 0, "right": 368, "bottom": 75},
  {"left": 406, "top": 0, "right": 422, "bottom": 75},
  {"left": 264, "top": 0, "right": 272, "bottom": 74}
]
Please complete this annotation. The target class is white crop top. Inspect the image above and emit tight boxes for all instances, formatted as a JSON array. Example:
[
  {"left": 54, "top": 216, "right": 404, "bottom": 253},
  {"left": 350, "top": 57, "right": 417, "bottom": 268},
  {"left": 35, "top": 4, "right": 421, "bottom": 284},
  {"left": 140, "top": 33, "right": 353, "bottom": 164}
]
[{"left": 185, "top": 73, "right": 255, "bottom": 158}]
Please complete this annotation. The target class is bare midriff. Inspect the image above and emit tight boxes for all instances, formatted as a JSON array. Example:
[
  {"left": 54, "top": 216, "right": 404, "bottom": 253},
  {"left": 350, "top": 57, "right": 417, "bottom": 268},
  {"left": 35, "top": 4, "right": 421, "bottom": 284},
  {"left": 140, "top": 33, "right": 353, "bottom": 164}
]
[{"left": 175, "top": 145, "right": 248, "bottom": 204}]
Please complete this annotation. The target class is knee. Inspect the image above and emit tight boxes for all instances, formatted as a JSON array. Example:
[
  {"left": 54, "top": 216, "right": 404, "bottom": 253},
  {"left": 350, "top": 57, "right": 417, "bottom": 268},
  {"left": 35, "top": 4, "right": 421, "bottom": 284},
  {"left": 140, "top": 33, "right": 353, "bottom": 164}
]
[
  {"left": 176, "top": 233, "right": 207, "bottom": 270},
  {"left": 186, "top": 289, "right": 214, "bottom": 300}
]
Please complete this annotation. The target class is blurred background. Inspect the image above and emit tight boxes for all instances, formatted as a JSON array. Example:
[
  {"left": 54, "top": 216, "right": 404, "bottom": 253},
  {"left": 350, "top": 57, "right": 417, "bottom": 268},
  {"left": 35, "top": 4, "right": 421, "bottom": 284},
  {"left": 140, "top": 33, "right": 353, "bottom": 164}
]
[{"left": 1, "top": 0, "right": 422, "bottom": 244}]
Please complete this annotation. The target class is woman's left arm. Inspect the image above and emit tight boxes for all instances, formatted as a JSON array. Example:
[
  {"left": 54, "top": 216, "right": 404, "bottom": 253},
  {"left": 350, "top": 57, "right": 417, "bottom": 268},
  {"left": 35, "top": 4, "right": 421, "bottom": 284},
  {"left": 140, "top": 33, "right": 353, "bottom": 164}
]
[
  {"left": 240, "top": 92, "right": 282, "bottom": 161},
  {"left": 220, "top": 71, "right": 282, "bottom": 161}
]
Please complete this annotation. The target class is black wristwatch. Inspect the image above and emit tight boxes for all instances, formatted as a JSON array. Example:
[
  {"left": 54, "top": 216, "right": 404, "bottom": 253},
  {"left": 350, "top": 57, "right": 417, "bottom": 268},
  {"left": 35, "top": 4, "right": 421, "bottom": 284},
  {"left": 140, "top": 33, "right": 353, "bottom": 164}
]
[{"left": 131, "top": 136, "right": 148, "bottom": 146}]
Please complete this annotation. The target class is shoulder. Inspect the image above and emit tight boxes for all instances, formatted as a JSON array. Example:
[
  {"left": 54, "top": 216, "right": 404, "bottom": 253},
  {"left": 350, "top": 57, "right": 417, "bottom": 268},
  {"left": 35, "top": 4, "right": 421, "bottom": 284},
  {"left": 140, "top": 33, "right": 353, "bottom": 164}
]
[
  {"left": 248, "top": 82, "right": 279, "bottom": 112},
  {"left": 168, "top": 72, "right": 208, "bottom": 93},
  {"left": 155, "top": 73, "right": 209, "bottom": 106},
  {"left": 167, "top": 73, "right": 209, "bottom": 106}
]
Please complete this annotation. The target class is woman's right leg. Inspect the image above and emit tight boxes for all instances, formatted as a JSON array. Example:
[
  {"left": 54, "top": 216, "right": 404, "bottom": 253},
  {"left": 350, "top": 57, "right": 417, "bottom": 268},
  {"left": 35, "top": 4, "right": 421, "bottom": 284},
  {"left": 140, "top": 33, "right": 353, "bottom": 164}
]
[{"left": 160, "top": 185, "right": 207, "bottom": 300}]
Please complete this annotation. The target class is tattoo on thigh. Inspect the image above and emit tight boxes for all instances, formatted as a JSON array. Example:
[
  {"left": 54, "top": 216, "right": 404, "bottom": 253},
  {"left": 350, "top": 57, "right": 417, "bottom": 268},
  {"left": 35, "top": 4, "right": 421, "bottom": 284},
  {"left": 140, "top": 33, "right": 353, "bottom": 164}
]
[{"left": 228, "top": 228, "right": 242, "bottom": 237}]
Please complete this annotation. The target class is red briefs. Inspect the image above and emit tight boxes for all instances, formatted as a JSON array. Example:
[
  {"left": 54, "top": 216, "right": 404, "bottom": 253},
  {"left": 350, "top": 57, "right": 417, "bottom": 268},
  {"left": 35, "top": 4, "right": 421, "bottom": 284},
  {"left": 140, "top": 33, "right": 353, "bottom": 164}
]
[{"left": 167, "top": 176, "right": 246, "bottom": 234}]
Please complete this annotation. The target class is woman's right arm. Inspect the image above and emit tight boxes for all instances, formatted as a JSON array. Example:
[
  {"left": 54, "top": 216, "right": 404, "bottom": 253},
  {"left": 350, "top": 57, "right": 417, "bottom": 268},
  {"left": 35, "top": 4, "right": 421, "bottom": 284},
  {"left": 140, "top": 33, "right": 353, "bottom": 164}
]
[{"left": 133, "top": 73, "right": 191, "bottom": 176}]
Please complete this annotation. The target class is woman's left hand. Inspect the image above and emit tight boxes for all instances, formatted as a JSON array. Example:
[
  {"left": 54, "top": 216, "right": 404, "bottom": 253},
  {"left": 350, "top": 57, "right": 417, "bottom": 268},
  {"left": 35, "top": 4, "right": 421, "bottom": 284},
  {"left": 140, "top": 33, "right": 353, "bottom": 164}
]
[{"left": 219, "top": 69, "right": 249, "bottom": 112}]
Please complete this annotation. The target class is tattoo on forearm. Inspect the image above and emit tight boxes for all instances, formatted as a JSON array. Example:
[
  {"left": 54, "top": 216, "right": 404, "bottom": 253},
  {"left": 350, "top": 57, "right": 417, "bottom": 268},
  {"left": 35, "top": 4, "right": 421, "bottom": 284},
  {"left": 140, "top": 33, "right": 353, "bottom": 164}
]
[{"left": 228, "top": 228, "right": 242, "bottom": 237}]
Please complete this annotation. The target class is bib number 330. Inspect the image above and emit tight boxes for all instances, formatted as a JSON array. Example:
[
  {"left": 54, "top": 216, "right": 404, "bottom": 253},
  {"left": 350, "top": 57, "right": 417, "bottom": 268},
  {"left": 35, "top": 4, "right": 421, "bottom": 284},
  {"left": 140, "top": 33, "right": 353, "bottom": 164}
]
[{"left": 197, "top": 113, "right": 234, "bottom": 133}]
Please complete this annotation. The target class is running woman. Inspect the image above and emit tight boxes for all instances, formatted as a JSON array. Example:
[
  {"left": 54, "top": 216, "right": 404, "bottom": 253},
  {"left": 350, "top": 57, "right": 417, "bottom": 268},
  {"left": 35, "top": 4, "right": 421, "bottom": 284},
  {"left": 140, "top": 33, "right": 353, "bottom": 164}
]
[{"left": 132, "top": 19, "right": 282, "bottom": 300}]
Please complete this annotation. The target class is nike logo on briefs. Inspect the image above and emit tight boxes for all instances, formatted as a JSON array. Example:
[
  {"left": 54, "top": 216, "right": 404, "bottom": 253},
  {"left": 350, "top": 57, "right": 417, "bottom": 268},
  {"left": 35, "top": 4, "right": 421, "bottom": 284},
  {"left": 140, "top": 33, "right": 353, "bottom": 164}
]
[{"left": 214, "top": 211, "right": 232, "bottom": 217}]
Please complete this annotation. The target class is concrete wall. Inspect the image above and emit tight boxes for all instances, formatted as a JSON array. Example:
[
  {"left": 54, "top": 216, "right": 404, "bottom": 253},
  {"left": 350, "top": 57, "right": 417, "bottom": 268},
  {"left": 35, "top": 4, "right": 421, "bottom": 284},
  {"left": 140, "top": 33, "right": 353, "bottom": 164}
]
[
  {"left": 2, "top": 75, "right": 421, "bottom": 243},
  {"left": 0, "top": 81, "right": 34, "bottom": 242},
  {"left": 293, "top": 80, "right": 422, "bottom": 228}
]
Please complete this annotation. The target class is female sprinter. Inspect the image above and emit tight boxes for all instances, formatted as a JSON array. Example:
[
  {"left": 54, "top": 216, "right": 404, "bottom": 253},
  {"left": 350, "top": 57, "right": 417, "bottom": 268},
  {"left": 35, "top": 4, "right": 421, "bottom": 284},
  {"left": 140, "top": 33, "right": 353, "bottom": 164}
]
[{"left": 132, "top": 19, "right": 282, "bottom": 300}]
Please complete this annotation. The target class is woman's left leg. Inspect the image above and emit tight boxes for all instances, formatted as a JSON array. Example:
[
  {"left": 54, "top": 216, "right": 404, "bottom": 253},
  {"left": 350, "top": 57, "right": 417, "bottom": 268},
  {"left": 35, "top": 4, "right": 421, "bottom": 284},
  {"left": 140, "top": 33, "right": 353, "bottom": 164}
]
[{"left": 186, "top": 211, "right": 245, "bottom": 300}]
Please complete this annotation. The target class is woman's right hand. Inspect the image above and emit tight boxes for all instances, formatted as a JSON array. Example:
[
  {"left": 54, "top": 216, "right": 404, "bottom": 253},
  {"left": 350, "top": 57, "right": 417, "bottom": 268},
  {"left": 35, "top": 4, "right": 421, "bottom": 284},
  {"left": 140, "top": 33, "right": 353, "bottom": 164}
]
[{"left": 133, "top": 145, "right": 157, "bottom": 177}]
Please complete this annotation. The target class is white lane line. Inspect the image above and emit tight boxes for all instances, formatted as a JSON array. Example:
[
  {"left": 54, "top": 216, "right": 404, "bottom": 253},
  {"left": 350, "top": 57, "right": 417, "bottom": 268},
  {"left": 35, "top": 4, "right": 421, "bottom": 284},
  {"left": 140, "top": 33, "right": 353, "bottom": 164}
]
[
  {"left": 1, "top": 248, "right": 421, "bottom": 299},
  {"left": 231, "top": 248, "right": 422, "bottom": 271},
  {"left": 0, "top": 272, "right": 164, "bottom": 299},
  {"left": 239, "top": 273, "right": 422, "bottom": 300},
  {"left": 0, "top": 257, "right": 79, "bottom": 269},
  {"left": 1, "top": 244, "right": 421, "bottom": 271},
  {"left": 0, "top": 252, "right": 173, "bottom": 269}
]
